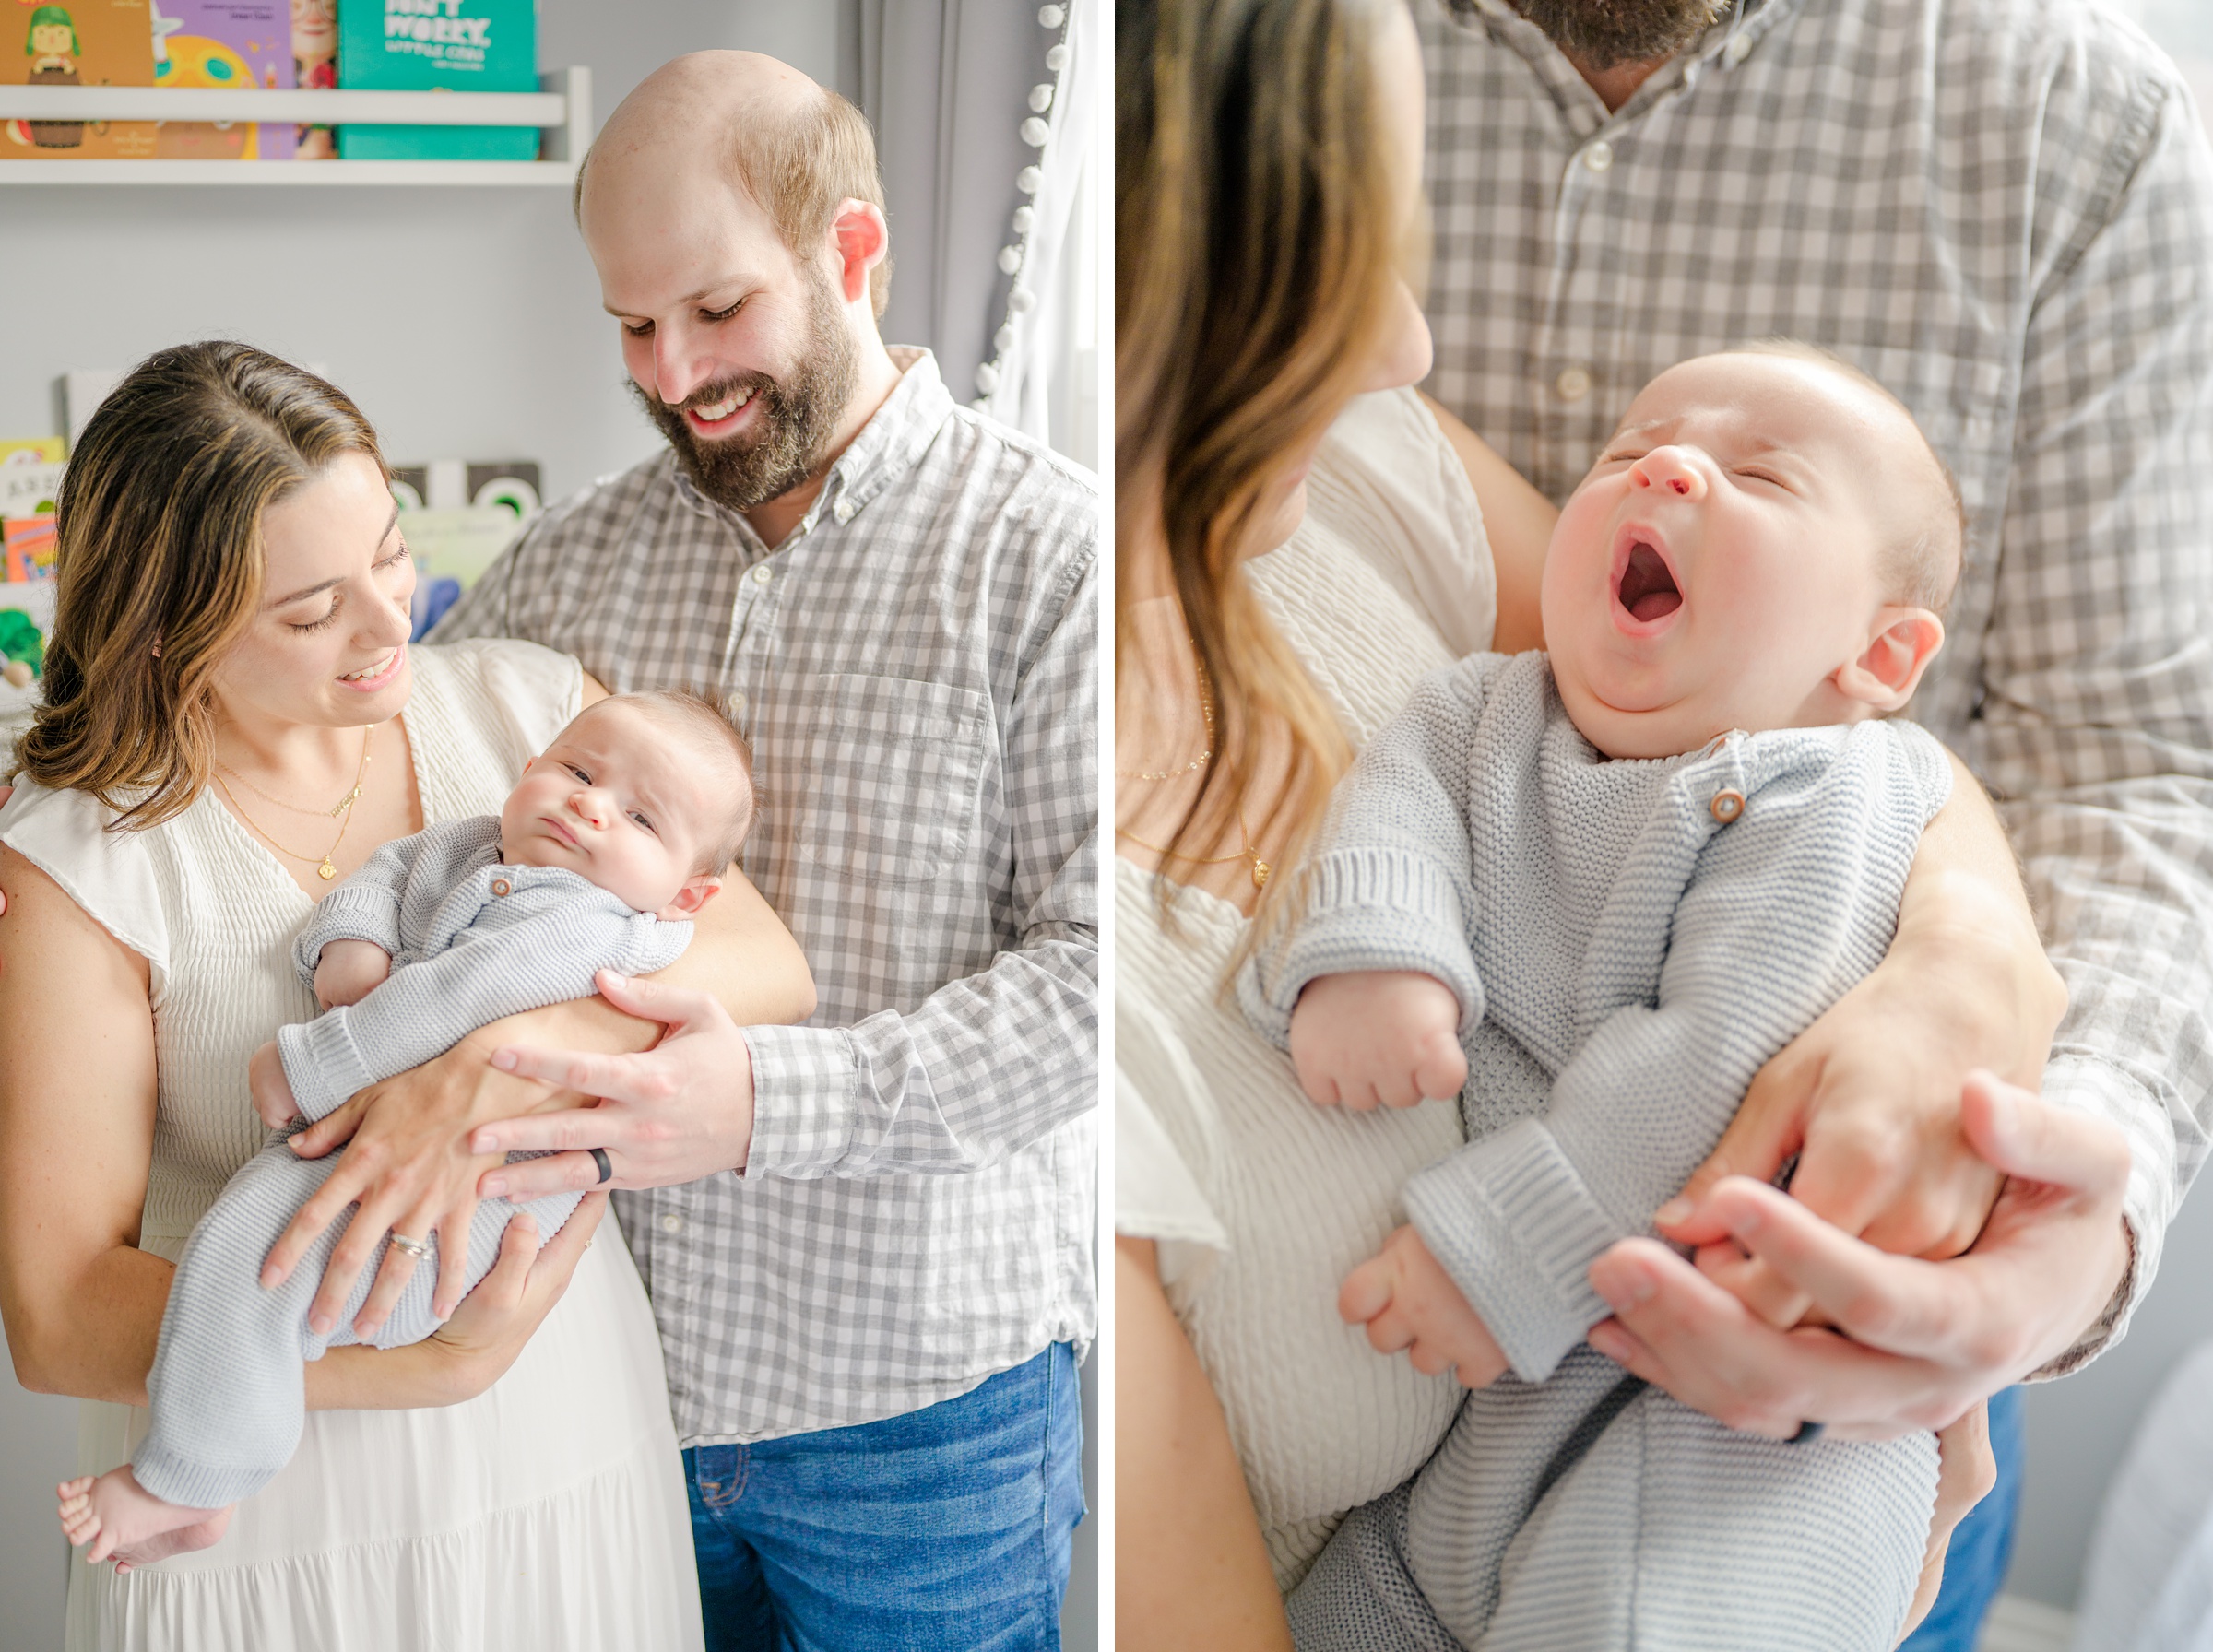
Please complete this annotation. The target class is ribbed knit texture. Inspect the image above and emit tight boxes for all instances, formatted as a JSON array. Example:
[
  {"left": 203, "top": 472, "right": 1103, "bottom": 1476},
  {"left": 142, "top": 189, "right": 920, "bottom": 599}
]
[
  {"left": 1116, "top": 385, "right": 1497, "bottom": 1587},
  {"left": 134, "top": 814, "right": 692, "bottom": 1508},
  {"left": 1247, "top": 651, "right": 1952, "bottom": 1648}
]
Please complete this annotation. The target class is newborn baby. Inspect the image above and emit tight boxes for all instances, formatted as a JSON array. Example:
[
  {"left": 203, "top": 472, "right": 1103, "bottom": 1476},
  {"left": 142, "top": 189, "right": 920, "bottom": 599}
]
[
  {"left": 58, "top": 689, "right": 754, "bottom": 1569},
  {"left": 1243, "top": 346, "right": 1965, "bottom": 1650}
]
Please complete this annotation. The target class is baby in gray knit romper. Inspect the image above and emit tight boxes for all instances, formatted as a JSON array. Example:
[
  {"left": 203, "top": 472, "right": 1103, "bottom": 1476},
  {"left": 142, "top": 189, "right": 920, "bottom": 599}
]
[
  {"left": 1241, "top": 347, "right": 1971, "bottom": 1651},
  {"left": 59, "top": 689, "right": 755, "bottom": 1568}
]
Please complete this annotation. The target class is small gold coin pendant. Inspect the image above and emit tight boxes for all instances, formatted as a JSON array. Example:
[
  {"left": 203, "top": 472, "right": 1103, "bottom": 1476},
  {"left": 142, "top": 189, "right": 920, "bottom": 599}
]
[
  {"left": 1250, "top": 857, "right": 1271, "bottom": 891},
  {"left": 318, "top": 859, "right": 337, "bottom": 880}
]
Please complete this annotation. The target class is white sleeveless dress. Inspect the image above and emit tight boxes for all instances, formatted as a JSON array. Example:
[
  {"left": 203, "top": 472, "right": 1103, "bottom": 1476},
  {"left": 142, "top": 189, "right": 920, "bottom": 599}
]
[
  {"left": 0, "top": 639, "right": 704, "bottom": 1652},
  {"left": 1115, "top": 387, "right": 1499, "bottom": 1587}
]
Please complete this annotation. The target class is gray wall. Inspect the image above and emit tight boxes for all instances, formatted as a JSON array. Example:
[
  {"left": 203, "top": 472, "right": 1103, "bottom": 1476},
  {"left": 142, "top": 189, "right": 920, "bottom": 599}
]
[{"left": 0, "top": 5, "right": 1096, "bottom": 1649}]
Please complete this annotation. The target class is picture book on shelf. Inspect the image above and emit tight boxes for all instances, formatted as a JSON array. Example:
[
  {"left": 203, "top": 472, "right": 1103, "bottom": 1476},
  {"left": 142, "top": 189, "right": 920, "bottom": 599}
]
[
  {"left": 151, "top": 0, "right": 297, "bottom": 159},
  {"left": 337, "top": 0, "right": 538, "bottom": 162},
  {"left": 292, "top": 0, "right": 334, "bottom": 157},
  {"left": 4, "top": 0, "right": 159, "bottom": 160}
]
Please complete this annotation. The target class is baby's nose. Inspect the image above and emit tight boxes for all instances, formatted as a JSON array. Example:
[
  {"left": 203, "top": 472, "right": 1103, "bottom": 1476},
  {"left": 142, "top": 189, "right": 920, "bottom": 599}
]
[
  {"left": 569, "top": 787, "right": 611, "bottom": 827},
  {"left": 1629, "top": 446, "right": 1708, "bottom": 502}
]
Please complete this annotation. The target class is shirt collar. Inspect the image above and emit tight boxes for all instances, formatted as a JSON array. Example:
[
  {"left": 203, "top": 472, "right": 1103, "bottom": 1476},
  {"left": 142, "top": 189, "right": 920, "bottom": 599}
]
[
  {"left": 1449, "top": 0, "right": 1803, "bottom": 134},
  {"left": 670, "top": 347, "right": 953, "bottom": 554}
]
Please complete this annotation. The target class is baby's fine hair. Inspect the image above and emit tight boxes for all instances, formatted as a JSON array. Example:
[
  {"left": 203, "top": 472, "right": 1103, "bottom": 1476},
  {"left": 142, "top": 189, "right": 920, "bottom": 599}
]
[
  {"left": 605, "top": 689, "right": 756, "bottom": 876},
  {"left": 1730, "top": 338, "right": 1967, "bottom": 617}
]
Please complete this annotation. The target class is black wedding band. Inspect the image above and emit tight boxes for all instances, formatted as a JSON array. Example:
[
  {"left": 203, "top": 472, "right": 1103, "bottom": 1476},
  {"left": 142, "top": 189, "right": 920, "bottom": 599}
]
[
  {"left": 589, "top": 1147, "right": 613, "bottom": 1186},
  {"left": 1787, "top": 1421, "right": 1825, "bottom": 1446}
]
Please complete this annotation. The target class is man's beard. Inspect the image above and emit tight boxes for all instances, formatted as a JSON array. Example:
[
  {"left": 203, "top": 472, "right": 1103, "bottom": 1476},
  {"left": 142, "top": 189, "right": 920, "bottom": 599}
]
[
  {"left": 1505, "top": 0, "right": 1730, "bottom": 70},
  {"left": 633, "top": 273, "right": 858, "bottom": 513}
]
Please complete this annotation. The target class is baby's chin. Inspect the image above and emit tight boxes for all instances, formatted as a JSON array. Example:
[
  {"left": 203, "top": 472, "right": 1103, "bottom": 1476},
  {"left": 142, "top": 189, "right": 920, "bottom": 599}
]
[{"left": 1552, "top": 669, "right": 1722, "bottom": 761}]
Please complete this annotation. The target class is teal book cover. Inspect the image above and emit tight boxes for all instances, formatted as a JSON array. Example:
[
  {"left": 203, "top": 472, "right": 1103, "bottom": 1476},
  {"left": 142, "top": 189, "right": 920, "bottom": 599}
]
[{"left": 337, "top": 0, "right": 536, "bottom": 161}]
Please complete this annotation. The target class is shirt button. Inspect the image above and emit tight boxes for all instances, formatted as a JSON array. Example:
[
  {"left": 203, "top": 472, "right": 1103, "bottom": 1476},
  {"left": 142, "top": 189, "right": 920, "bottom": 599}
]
[
  {"left": 1723, "top": 31, "right": 1753, "bottom": 65},
  {"left": 725, "top": 690, "right": 747, "bottom": 717},
  {"left": 659, "top": 1213, "right": 684, "bottom": 1234},
  {"left": 833, "top": 497, "right": 857, "bottom": 524},
  {"left": 490, "top": 877, "right": 512, "bottom": 897},
  {"left": 751, "top": 563, "right": 773, "bottom": 586},
  {"left": 1582, "top": 139, "right": 1614, "bottom": 172},
  {"left": 1710, "top": 788, "right": 1746, "bottom": 824},
  {"left": 1556, "top": 365, "right": 1592, "bottom": 403}
]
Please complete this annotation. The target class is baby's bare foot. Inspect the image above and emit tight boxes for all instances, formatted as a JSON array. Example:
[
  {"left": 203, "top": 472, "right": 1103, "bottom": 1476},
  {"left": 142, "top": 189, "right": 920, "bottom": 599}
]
[{"left": 57, "top": 1469, "right": 232, "bottom": 1572}]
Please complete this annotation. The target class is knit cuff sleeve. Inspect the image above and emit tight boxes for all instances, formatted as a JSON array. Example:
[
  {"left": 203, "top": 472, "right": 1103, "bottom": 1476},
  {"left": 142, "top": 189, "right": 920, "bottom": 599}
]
[
  {"left": 1403, "top": 1117, "right": 1620, "bottom": 1382},
  {"left": 1237, "top": 847, "right": 1483, "bottom": 1050},
  {"left": 276, "top": 1009, "right": 378, "bottom": 1124},
  {"left": 291, "top": 882, "right": 404, "bottom": 986}
]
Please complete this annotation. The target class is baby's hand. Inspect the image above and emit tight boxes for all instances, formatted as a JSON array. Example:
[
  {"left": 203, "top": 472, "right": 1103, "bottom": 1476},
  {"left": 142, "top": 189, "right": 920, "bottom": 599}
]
[
  {"left": 314, "top": 938, "right": 391, "bottom": 1009},
  {"left": 1341, "top": 1224, "right": 1508, "bottom": 1389},
  {"left": 1287, "top": 970, "right": 1466, "bottom": 1109},
  {"left": 248, "top": 1041, "right": 299, "bottom": 1129}
]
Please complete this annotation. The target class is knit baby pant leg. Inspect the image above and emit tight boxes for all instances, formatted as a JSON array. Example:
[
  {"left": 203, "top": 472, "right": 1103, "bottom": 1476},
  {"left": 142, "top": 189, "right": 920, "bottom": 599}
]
[
  {"left": 1294, "top": 1347, "right": 1940, "bottom": 1652},
  {"left": 132, "top": 1130, "right": 582, "bottom": 1509}
]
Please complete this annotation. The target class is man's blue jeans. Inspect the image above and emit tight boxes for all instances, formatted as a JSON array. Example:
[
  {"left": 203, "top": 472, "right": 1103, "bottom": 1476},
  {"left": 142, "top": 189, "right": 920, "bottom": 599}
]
[
  {"left": 684, "top": 1342, "right": 1085, "bottom": 1652},
  {"left": 1899, "top": 1385, "right": 2025, "bottom": 1650}
]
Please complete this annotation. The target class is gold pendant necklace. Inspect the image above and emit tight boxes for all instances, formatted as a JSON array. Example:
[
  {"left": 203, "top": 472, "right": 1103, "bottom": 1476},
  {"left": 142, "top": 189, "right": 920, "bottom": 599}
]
[
  {"left": 214, "top": 726, "right": 373, "bottom": 880},
  {"left": 1113, "top": 814, "right": 1272, "bottom": 891}
]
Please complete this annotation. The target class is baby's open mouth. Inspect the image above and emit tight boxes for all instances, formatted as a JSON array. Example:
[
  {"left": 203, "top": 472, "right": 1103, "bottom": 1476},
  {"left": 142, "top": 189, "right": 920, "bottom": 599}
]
[{"left": 1616, "top": 541, "right": 1682, "bottom": 623}]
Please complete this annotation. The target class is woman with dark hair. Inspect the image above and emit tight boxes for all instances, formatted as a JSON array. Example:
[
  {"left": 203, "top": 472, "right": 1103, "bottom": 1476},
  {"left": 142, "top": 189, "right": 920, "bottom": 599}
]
[
  {"left": 0, "top": 342, "right": 812, "bottom": 1649},
  {"left": 1114, "top": 0, "right": 2068, "bottom": 1643}
]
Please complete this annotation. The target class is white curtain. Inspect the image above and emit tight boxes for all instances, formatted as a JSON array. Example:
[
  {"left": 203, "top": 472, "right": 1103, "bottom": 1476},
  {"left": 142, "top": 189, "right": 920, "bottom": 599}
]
[{"left": 846, "top": 0, "right": 1098, "bottom": 470}]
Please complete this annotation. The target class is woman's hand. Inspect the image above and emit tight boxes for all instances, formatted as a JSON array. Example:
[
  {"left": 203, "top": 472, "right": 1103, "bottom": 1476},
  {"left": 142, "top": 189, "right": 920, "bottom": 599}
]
[
  {"left": 1586, "top": 1074, "right": 2130, "bottom": 1441},
  {"left": 306, "top": 1194, "right": 607, "bottom": 1410},
  {"left": 1898, "top": 1401, "right": 1998, "bottom": 1644},
  {"left": 260, "top": 1011, "right": 619, "bottom": 1341}
]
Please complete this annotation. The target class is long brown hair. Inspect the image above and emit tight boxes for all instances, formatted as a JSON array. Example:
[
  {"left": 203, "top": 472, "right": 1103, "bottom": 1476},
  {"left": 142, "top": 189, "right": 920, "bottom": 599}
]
[
  {"left": 1117, "top": 0, "right": 1407, "bottom": 885},
  {"left": 17, "top": 341, "right": 387, "bottom": 830}
]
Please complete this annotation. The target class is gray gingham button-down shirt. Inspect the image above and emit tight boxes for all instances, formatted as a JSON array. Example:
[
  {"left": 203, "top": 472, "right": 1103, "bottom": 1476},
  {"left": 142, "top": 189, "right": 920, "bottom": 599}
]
[
  {"left": 1421, "top": 0, "right": 2213, "bottom": 1357},
  {"left": 433, "top": 349, "right": 1098, "bottom": 1441}
]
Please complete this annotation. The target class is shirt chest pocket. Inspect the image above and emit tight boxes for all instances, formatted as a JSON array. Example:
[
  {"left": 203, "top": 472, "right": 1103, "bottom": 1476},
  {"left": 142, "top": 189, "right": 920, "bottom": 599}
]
[{"left": 788, "top": 672, "right": 993, "bottom": 886}]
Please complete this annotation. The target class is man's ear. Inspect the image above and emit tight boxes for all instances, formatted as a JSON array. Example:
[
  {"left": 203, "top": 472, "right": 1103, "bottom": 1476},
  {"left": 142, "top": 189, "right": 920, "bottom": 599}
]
[
  {"left": 1834, "top": 607, "right": 1945, "bottom": 713},
  {"left": 658, "top": 874, "right": 723, "bottom": 922},
  {"left": 828, "top": 198, "right": 888, "bottom": 306}
]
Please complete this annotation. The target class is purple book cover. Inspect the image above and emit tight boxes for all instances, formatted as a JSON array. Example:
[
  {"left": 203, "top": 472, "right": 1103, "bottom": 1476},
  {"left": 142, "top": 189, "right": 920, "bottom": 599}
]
[{"left": 151, "top": 0, "right": 297, "bottom": 159}]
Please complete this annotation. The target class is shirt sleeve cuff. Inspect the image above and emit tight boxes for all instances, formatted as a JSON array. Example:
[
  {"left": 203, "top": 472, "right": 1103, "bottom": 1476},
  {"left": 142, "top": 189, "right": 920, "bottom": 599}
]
[
  {"left": 291, "top": 884, "right": 403, "bottom": 985},
  {"left": 1403, "top": 1118, "right": 1618, "bottom": 1382},
  {"left": 1237, "top": 847, "right": 1483, "bottom": 1050},
  {"left": 2026, "top": 1050, "right": 2173, "bottom": 1378},
  {"left": 740, "top": 1023, "right": 862, "bottom": 1177},
  {"left": 277, "top": 1009, "right": 378, "bottom": 1124}
]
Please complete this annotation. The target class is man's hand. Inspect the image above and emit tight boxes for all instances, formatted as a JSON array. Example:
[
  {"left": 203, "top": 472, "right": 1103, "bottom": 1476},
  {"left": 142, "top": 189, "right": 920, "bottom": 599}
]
[
  {"left": 1585, "top": 1073, "right": 2130, "bottom": 1440},
  {"left": 313, "top": 939, "right": 392, "bottom": 1009},
  {"left": 1655, "top": 910, "right": 2066, "bottom": 1326},
  {"left": 248, "top": 1041, "right": 300, "bottom": 1129},
  {"left": 1287, "top": 971, "right": 1466, "bottom": 1110},
  {"left": 468, "top": 971, "right": 756, "bottom": 1199},
  {"left": 1340, "top": 1223, "right": 1508, "bottom": 1389}
]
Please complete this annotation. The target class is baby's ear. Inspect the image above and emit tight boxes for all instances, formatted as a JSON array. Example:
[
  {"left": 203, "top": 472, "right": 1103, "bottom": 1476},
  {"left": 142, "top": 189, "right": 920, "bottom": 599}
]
[
  {"left": 1834, "top": 607, "right": 1945, "bottom": 714},
  {"left": 657, "top": 873, "right": 723, "bottom": 922}
]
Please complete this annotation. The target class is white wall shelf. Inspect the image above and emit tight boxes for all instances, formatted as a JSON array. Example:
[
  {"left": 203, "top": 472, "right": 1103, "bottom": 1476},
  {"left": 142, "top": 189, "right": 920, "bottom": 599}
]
[{"left": 0, "top": 66, "right": 589, "bottom": 185}]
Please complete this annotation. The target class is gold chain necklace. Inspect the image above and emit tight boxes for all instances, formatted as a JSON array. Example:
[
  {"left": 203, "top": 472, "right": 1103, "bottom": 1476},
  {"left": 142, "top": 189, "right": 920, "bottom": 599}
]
[
  {"left": 1114, "top": 814, "right": 1272, "bottom": 891},
  {"left": 1116, "top": 659, "right": 1215, "bottom": 782},
  {"left": 216, "top": 730, "right": 372, "bottom": 818},
  {"left": 213, "top": 726, "right": 373, "bottom": 881}
]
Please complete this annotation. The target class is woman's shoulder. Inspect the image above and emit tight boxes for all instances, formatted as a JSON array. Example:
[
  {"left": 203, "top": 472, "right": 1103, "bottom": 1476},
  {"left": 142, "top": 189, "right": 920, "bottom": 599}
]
[
  {"left": 1301, "top": 386, "right": 1496, "bottom": 659},
  {"left": 408, "top": 637, "right": 585, "bottom": 784},
  {"left": 0, "top": 779, "right": 170, "bottom": 981}
]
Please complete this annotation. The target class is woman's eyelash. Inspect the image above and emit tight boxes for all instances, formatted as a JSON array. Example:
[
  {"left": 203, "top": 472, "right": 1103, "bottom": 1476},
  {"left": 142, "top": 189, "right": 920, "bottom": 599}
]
[
  {"left": 290, "top": 603, "right": 341, "bottom": 634},
  {"left": 623, "top": 320, "right": 653, "bottom": 338}
]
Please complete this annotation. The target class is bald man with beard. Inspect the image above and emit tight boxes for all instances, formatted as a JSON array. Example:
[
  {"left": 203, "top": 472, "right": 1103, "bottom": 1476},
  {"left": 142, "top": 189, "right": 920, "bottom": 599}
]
[{"left": 418, "top": 52, "right": 1096, "bottom": 1647}]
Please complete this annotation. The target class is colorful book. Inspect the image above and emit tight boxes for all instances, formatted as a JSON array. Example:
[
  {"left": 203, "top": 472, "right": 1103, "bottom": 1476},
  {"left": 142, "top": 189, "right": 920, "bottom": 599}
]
[
  {"left": 2, "top": 516, "right": 58, "bottom": 583},
  {"left": 337, "top": 0, "right": 537, "bottom": 162},
  {"left": 150, "top": 0, "right": 296, "bottom": 159},
  {"left": 0, "top": 461, "right": 65, "bottom": 519},
  {"left": 3, "top": 0, "right": 159, "bottom": 159},
  {"left": 292, "top": 0, "right": 335, "bottom": 158},
  {"left": 0, "top": 438, "right": 65, "bottom": 466}
]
